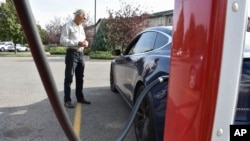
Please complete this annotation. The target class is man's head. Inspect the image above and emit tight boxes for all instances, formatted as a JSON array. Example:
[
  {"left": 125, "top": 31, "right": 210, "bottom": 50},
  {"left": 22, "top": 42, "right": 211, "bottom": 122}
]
[{"left": 73, "top": 9, "right": 87, "bottom": 25}]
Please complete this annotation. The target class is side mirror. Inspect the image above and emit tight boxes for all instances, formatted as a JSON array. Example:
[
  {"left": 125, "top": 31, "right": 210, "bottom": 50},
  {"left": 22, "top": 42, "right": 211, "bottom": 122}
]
[{"left": 111, "top": 49, "right": 121, "bottom": 56}]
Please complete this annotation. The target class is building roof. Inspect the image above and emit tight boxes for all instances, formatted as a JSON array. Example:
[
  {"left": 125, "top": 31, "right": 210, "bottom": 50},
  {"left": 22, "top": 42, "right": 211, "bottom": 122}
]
[{"left": 150, "top": 10, "right": 173, "bottom": 18}]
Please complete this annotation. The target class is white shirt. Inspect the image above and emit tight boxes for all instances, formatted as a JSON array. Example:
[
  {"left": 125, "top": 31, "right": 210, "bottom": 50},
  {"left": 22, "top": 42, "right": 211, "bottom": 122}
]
[{"left": 60, "top": 21, "right": 86, "bottom": 52}]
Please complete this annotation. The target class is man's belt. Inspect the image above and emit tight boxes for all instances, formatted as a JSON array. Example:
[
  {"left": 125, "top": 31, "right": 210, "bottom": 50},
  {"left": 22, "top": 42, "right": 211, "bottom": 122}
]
[{"left": 67, "top": 47, "right": 82, "bottom": 53}]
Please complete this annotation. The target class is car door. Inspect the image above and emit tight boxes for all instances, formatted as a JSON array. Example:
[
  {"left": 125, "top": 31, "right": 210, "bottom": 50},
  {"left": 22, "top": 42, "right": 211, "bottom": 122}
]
[{"left": 114, "top": 31, "right": 157, "bottom": 102}]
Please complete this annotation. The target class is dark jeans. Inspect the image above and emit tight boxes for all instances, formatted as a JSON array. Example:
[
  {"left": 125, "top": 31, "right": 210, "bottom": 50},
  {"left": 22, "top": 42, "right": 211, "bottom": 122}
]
[{"left": 64, "top": 50, "right": 85, "bottom": 102}]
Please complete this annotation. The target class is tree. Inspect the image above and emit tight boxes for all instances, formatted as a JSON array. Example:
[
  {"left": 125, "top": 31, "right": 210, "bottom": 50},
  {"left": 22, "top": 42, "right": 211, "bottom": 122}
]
[
  {"left": 44, "top": 14, "right": 93, "bottom": 46},
  {"left": 44, "top": 16, "right": 64, "bottom": 45},
  {"left": 37, "top": 24, "right": 46, "bottom": 44},
  {"left": 105, "top": 0, "right": 150, "bottom": 51},
  {"left": 0, "top": 0, "right": 25, "bottom": 43},
  {"left": 91, "top": 21, "right": 109, "bottom": 51}
]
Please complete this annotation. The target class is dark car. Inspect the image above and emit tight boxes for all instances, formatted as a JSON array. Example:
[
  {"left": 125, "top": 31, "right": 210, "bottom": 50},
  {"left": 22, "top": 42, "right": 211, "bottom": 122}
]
[
  {"left": 110, "top": 26, "right": 250, "bottom": 140},
  {"left": 110, "top": 26, "right": 172, "bottom": 141},
  {"left": 234, "top": 32, "right": 250, "bottom": 125}
]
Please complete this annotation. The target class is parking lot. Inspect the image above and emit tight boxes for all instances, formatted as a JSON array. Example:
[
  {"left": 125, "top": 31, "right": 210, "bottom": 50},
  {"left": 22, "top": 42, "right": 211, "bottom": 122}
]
[{"left": 0, "top": 57, "right": 136, "bottom": 141}]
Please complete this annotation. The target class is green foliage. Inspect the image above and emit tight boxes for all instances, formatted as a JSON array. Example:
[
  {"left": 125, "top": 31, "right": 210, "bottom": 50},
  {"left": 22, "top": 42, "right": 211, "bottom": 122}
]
[
  {"left": 84, "top": 48, "right": 91, "bottom": 55},
  {"left": 0, "top": 0, "right": 24, "bottom": 43},
  {"left": 0, "top": 52, "right": 32, "bottom": 57},
  {"left": 37, "top": 24, "right": 46, "bottom": 44},
  {"left": 46, "top": 46, "right": 66, "bottom": 55},
  {"left": 0, "top": 0, "right": 45, "bottom": 44},
  {"left": 49, "top": 47, "right": 66, "bottom": 52},
  {"left": 44, "top": 46, "right": 115, "bottom": 59},
  {"left": 91, "top": 22, "right": 110, "bottom": 51},
  {"left": 89, "top": 51, "right": 116, "bottom": 59},
  {"left": 45, "top": 46, "right": 92, "bottom": 56}
]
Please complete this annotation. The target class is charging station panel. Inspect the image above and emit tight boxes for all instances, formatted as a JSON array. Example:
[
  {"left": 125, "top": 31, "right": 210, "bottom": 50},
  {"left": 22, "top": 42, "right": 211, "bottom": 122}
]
[{"left": 164, "top": 0, "right": 248, "bottom": 141}]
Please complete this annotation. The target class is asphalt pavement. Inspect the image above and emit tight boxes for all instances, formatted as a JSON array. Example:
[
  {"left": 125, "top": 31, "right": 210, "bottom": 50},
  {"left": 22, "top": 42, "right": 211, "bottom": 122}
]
[{"left": 0, "top": 57, "right": 136, "bottom": 141}]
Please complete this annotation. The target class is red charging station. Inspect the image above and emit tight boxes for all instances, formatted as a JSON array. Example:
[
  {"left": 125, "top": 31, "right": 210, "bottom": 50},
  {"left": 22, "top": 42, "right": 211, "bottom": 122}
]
[{"left": 164, "top": 0, "right": 248, "bottom": 141}]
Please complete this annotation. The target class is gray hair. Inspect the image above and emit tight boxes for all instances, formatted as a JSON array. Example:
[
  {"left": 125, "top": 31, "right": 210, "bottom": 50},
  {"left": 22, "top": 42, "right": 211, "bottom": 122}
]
[{"left": 73, "top": 9, "right": 86, "bottom": 17}]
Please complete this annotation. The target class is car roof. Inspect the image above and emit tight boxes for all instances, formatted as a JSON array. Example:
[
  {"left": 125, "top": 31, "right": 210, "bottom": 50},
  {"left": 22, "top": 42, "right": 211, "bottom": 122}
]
[
  {"left": 137, "top": 26, "right": 250, "bottom": 59},
  {"left": 142, "top": 27, "right": 250, "bottom": 59},
  {"left": 143, "top": 26, "right": 172, "bottom": 35}
]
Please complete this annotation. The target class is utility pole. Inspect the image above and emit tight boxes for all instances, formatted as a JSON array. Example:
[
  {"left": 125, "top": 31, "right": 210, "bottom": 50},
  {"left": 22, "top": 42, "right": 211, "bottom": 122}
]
[{"left": 94, "top": 0, "right": 96, "bottom": 33}]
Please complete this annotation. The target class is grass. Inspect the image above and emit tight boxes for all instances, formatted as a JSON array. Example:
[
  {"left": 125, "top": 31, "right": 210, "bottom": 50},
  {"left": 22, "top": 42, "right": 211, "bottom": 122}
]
[
  {"left": 46, "top": 47, "right": 116, "bottom": 59},
  {"left": 0, "top": 49, "right": 117, "bottom": 60},
  {"left": 0, "top": 51, "right": 51, "bottom": 57},
  {"left": 0, "top": 52, "right": 33, "bottom": 57}
]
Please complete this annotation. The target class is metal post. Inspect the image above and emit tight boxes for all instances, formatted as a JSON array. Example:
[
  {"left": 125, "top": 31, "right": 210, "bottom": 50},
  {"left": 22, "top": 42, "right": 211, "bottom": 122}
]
[
  {"left": 164, "top": 0, "right": 248, "bottom": 141},
  {"left": 94, "top": 0, "right": 96, "bottom": 33},
  {"left": 13, "top": 0, "right": 80, "bottom": 140}
]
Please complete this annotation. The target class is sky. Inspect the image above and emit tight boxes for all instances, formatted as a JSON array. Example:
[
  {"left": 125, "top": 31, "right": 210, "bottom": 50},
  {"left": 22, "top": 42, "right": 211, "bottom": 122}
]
[
  {"left": 2, "top": 0, "right": 247, "bottom": 29},
  {"left": 28, "top": 0, "right": 174, "bottom": 28}
]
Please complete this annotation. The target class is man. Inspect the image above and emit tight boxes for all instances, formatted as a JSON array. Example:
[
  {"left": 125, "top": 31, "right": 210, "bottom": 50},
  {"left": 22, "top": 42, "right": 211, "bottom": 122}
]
[{"left": 60, "top": 9, "right": 91, "bottom": 108}]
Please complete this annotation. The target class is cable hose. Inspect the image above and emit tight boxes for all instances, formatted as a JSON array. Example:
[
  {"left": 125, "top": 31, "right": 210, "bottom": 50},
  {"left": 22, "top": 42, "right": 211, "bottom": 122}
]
[
  {"left": 13, "top": 1, "right": 80, "bottom": 140},
  {"left": 12, "top": 1, "right": 168, "bottom": 141},
  {"left": 115, "top": 75, "right": 169, "bottom": 141}
]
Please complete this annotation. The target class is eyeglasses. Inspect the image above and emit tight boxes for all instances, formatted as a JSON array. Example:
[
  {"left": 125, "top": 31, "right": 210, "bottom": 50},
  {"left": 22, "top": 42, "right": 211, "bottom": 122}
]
[{"left": 81, "top": 16, "right": 87, "bottom": 20}]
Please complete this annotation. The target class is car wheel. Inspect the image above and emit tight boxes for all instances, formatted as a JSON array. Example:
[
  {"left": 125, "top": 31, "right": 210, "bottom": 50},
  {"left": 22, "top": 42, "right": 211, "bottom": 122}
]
[
  {"left": 1, "top": 47, "right": 5, "bottom": 52},
  {"left": 110, "top": 66, "right": 118, "bottom": 93},
  {"left": 134, "top": 86, "right": 156, "bottom": 141}
]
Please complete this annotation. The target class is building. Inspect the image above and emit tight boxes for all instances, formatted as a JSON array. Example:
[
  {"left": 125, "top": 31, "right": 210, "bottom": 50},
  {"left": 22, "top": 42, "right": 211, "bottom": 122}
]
[{"left": 149, "top": 10, "right": 173, "bottom": 27}]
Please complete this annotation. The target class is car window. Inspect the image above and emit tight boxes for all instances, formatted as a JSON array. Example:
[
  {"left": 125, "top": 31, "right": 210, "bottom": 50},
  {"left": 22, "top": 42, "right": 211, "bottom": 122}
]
[
  {"left": 124, "top": 35, "right": 140, "bottom": 55},
  {"left": 133, "top": 31, "right": 157, "bottom": 54},
  {"left": 128, "top": 44, "right": 136, "bottom": 55},
  {"left": 154, "top": 33, "right": 169, "bottom": 49}
]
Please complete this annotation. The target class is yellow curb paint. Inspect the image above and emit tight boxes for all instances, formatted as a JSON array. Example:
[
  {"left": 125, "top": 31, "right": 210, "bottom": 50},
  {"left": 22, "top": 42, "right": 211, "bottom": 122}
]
[{"left": 73, "top": 103, "right": 82, "bottom": 137}]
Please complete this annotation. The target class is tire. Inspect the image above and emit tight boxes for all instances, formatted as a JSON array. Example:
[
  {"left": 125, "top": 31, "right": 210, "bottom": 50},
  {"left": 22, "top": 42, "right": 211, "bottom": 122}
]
[
  {"left": 110, "top": 66, "right": 118, "bottom": 93},
  {"left": 134, "top": 86, "right": 156, "bottom": 141},
  {"left": 1, "top": 47, "right": 5, "bottom": 52}
]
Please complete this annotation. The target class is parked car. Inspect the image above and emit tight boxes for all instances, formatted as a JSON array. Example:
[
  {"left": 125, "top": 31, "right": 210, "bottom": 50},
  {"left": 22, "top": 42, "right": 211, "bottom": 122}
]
[
  {"left": 110, "top": 26, "right": 250, "bottom": 140},
  {"left": 0, "top": 42, "right": 7, "bottom": 52},
  {"left": 110, "top": 26, "right": 172, "bottom": 141},
  {"left": 234, "top": 32, "right": 250, "bottom": 125},
  {"left": 0, "top": 41, "right": 15, "bottom": 52},
  {"left": 16, "top": 44, "right": 29, "bottom": 52}
]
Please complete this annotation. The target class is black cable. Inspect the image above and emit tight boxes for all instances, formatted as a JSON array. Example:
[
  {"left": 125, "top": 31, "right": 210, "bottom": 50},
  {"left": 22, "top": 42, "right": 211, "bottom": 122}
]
[
  {"left": 115, "top": 75, "right": 169, "bottom": 141},
  {"left": 13, "top": 1, "right": 80, "bottom": 141}
]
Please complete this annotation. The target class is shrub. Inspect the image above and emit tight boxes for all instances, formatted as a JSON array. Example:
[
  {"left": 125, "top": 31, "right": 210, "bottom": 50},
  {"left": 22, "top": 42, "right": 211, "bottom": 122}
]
[
  {"left": 84, "top": 48, "right": 91, "bottom": 55},
  {"left": 48, "top": 46, "right": 66, "bottom": 55},
  {"left": 89, "top": 51, "right": 116, "bottom": 59}
]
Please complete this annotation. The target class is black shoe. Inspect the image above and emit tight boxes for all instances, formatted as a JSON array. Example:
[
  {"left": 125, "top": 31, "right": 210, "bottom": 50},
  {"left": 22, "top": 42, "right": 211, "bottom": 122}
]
[
  {"left": 64, "top": 101, "right": 74, "bottom": 108},
  {"left": 77, "top": 99, "right": 91, "bottom": 104}
]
